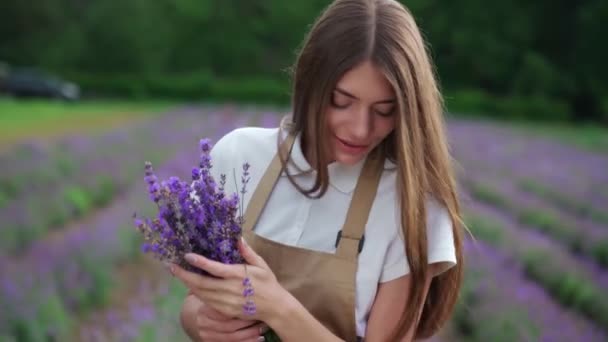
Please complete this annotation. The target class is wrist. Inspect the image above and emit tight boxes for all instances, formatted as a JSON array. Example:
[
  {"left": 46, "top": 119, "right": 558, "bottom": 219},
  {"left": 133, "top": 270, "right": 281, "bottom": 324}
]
[{"left": 265, "top": 287, "right": 299, "bottom": 329}]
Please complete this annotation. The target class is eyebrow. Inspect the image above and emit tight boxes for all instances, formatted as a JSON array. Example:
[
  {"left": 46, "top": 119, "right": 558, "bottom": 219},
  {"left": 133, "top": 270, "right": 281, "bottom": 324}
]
[{"left": 334, "top": 87, "right": 396, "bottom": 104}]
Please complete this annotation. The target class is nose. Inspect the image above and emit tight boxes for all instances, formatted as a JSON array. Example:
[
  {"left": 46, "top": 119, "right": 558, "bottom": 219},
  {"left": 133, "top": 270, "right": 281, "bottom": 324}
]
[{"left": 351, "top": 106, "right": 372, "bottom": 141}]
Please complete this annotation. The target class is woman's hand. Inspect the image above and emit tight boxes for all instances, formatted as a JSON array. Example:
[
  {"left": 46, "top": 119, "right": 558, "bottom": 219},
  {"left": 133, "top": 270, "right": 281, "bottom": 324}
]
[
  {"left": 193, "top": 298, "right": 269, "bottom": 342},
  {"left": 171, "top": 237, "right": 290, "bottom": 325}
]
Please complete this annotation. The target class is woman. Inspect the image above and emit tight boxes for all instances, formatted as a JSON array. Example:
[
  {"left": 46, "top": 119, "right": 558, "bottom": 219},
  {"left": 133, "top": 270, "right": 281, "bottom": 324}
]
[{"left": 172, "top": 0, "right": 464, "bottom": 341}]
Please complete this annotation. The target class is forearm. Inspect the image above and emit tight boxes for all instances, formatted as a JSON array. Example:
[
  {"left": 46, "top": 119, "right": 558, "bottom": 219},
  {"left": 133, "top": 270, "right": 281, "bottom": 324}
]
[
  {"left": 267, "top": 292, "right": 343, "bottom": 342},
  {"left": 180, "top": 293, "right": 202, "bottom": 341}
]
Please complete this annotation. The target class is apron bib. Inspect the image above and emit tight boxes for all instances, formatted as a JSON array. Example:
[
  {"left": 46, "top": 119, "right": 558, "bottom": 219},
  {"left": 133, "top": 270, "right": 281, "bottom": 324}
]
[{"left": 242, "top": 133, "right": 383, "bottom": 341}]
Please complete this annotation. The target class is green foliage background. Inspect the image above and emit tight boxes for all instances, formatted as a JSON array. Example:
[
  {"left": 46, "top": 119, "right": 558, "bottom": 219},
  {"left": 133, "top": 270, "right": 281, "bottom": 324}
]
[{"left": 1, "top": 0, "right": 606, "bottom": 122}]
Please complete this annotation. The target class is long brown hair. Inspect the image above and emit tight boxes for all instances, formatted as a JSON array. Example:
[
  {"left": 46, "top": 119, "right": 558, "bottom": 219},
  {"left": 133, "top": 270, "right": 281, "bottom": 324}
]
[{"left": 279, "top": 0, "right": 464, "bottom": 340}]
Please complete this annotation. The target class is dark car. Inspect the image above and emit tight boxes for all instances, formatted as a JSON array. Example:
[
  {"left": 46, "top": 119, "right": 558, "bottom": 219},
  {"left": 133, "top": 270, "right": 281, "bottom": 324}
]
[
  {"left": 1, "top": 68, "right": 80, "bottom": 101},
  {"left": 0, "top": 62, "right": 9, "bottom": 91}
]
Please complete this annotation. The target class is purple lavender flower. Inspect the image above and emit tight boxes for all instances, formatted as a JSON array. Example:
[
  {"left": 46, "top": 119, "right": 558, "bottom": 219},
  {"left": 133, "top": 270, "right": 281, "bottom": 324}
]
[
  {"left": 134, "top": 138, "right": 248, "bottom": 276},
  {"left": 134, "top": 135, "right": 280, "bottom": 341}
]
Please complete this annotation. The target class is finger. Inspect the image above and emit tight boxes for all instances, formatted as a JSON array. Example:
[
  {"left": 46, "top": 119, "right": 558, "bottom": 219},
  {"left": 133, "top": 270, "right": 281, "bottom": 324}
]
[
  {"left": 171, "top": 264, "right": 205, "bottom": 289},
  {"left": 197, "top": 315, "right": 258, "bottom": 333},
  {"left": 234, "top": 322, "right": 269, "bottom": 342},
  {"left": 185, "top": 253, "right": 242, "bottom": 279},
  {"left": 239, "top": 237, "right": 270, "bottom": 270},
  {"left": 198, "top": 301, "right": 256, "bottom": 325},
  {"left": 205, "top": 296, "right": 247, "bottom": 319},
  {"left": 200, "top": 303, "right": 233, "bottom": 321},
  {"left": 199, "top": 322, "right": 267, "bottom": 342},
  {"left": 244, "top": 337, "right": 266, "bottom": 342},
  {"left": 233, "top": 322, "right": 269, "bottom": 342},
  {"left": 172, "top": 264, "right": 228, "bottom": 293}
]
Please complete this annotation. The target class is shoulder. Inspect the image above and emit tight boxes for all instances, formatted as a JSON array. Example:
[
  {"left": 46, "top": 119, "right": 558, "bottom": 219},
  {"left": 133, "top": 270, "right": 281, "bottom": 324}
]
[
  {"left": 210, "top": 126, "right": 280, "bottom": 168},
  {"left": 211, "top": 126, "right": 279, "bottom": 156},
  {"left": 209, "top": 127, "right": 280, "bottom": 191}
]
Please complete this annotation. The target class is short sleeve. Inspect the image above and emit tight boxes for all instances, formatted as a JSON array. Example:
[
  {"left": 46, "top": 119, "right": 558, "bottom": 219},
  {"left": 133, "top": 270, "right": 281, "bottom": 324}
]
[
  {"left": 426, "top": 198, "right": 457, "bottom": 277},
  {"left": 379, "top": 231, "right": 410, "bottom": 283},
  {"left": 379, "top": 198, "right": 457, "bottom": 282}
]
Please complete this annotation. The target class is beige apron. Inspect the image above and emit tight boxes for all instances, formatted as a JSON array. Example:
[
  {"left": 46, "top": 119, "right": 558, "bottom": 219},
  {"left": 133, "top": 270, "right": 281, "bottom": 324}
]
[{"left": 242, "top": 133, "right": 383, "bottom": 341}]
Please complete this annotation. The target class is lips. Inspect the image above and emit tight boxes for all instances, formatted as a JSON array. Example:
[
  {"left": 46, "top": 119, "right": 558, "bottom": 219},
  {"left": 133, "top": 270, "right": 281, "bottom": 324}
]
[
  {"left": 337, "top": 137, "right": 368, "bottom": 148},
  {"left": 334, "top": 136, "right": 370, "bottom": 156}
]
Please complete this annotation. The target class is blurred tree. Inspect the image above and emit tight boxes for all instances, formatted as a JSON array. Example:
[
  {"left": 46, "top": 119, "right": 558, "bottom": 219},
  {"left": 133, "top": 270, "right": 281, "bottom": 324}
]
[
  {"left": 0, "top": 0, "right": 605, "bottom": 122},
  {"left": 574, "top": 0, "right": 608, "bottom": 122},
  {"left": 77, "top": 0, "right": 174, "bottom": 74}
]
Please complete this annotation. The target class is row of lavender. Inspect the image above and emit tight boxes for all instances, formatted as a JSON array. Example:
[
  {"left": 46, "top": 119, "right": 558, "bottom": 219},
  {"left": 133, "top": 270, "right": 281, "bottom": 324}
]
[
  {"left": 448, "top": 120, "right": 608, "bottom": 339},
  {"left": 449, "top": 120, "right": 608, "bottom": 222},
  {"left": 75, "top": 270, "right": 188, "bottom": 341},
  {"left": 462, "top": 174, "right": 608, "bottom": 269},
  {"left": 451, "top": 235, "right": 606, "bottom": 342},
  {"left": 73, "top": 109, "right": 283, "bottom": 341},
  {"left": 0, "top": 107, "right": 270, "bottom": 340},
  {"left": 86, "top": 113, "right": 608, "bottom": 341},
  {"left": 70, "top": 112, "right": 608, "bottom": 341},
  {"left": 4, "top": 106, "right": 604, "bottom": 340},
  {"left": 0, "top": 109, "right": 197, "bottom": 255}
]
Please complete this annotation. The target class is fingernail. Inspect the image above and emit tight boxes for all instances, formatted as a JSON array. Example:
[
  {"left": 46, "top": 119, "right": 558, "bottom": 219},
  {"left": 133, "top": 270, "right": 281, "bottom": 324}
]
[
  {"left": 257, "top": 336, "right": 265, "bottom": 342},
  {"left": 185, "top": 253, "right": 197, "bottom": 264},
  {"left": 241, "top": 236, "right": 248, "bottom": 246}
]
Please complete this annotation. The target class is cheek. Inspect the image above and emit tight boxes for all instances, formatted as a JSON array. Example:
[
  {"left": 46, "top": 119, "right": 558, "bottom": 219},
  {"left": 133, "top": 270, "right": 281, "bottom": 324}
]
[
  {"left": 375, "top": 117, "right": 396, "bottom": 140},
  {"left": 325, "top": 108, "right": 346, "bottom": 133}
]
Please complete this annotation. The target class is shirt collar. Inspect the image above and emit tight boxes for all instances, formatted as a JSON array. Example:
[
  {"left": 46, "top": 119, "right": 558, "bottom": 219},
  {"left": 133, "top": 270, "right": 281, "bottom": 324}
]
[{"left": 281, "top": 131, "right": 397, "bottom": 194}]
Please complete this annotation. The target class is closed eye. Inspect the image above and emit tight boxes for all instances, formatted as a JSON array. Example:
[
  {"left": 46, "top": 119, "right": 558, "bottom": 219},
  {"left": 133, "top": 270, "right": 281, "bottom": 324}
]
[
  {"left": 331, "top": 91, "right": 351, "bottom": 108},
  {"left": 375, "top": 105, "right": 395, "bottom": 117}
]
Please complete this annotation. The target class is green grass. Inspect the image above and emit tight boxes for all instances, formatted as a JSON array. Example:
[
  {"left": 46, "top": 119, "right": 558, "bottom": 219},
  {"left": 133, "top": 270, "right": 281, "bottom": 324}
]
[
  {"left": 518, "top": 178, "right": 608, "bottom": 227},
  {"left": 509, "top": 121, "right": 608, "bottom": 154},
  {"left": 446, "top": 100, "right": 608, "bottom": 153},
  {"left": 0, "top": 98, "right": 177, "bottom": 148},
  {"left": 464, "top": 214, "right": 505, "bottom": 246},
  {"left": 466, "top": 180, "right": 512, "bottom": 210}
]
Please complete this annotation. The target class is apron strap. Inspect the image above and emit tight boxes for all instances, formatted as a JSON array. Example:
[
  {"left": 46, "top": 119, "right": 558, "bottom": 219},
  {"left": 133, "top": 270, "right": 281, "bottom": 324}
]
[
  {"left": 242, "top": 130, "right": 384, "bottom": 262},
  {"left": 243, "top": 133, "right": 296, "bottom": 232},
  {"left": 336, "top": 150, "right": 384, "bottom": 261}
]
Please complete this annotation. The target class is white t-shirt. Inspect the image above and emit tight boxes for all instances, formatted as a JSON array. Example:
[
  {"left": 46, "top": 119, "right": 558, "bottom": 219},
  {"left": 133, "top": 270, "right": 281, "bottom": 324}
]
[{"left": 207, "top": 126, "right": 457, "bottom": 337}]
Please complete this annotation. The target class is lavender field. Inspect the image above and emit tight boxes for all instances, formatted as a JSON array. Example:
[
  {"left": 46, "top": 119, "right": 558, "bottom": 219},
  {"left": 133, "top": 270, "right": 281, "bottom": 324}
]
[{"left": 1, "top": 104, "right": 607, "bottom": 342}]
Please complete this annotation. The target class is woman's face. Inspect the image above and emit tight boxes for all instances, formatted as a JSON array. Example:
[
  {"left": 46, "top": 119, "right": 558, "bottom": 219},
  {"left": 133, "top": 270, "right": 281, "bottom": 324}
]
[{"left": 325, "top": 60, "right": 397, "bottom": 165}]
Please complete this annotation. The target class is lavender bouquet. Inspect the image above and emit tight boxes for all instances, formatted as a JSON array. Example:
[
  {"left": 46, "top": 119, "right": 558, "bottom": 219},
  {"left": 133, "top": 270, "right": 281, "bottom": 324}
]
[
  {"left": 133, "top": 138, "right": 249, "bottom": 274},
  {"left": 133, "top": 138, "right": 281, "bottom": 341}
]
